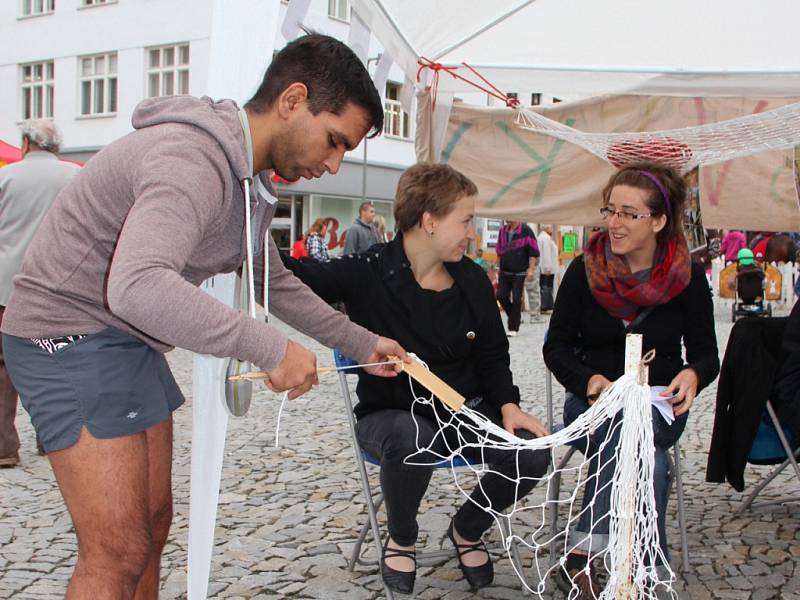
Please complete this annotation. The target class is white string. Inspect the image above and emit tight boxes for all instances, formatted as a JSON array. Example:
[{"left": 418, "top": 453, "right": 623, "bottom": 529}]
[
  {"left": 270, "top": 359, "right": 403, "bottom": 447},
  {"left": 274, "top": 391, "right": 289, "bottom": 448},
  {"left": 401, "top": 356, "right": 676, "bottom": 599},
  {"left": 514, "top": 101, "right": 800, "bottom": 173}
]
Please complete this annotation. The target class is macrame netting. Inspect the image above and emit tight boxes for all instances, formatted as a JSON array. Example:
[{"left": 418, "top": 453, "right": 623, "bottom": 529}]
[
  {"left": 403, "top": 354, "right": 674, "bottom": 599},
  {"left": 514, "top": 101, "right": 800, "bottom": 173}
]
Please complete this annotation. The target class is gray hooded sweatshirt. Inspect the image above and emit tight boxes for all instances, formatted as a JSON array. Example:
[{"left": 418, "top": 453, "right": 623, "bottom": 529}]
[{"left": 1, "top": 96, "right": 377, "bottom": 370}]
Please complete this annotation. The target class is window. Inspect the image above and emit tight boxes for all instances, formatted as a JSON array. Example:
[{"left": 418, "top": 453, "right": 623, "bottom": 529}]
[
  {"left": 383, "top": 82, "right": 410, "bottom": 139},
  {"left": 20, "top": 61, "right": 54, "bottom": 120},
  {"left": 147, "top": 44, "right": 190, "bottom": 98},
  {"left": 328, "top": 0, "right": 349, "bottom": 21},
  {"left": 20, "top": 0, "right": 55, "bottom": 17},
  {"left": 553, "top": 97, "right": 562, "bottom": 103},
  {"left": 79, "top": 53, "right": 117, "bottom": 116},
  {"left": 531, "top": 93, "right": 541, "bottom": 106},
  {"left": 80, "top": 0, "right": 115, "bottom": 6}
]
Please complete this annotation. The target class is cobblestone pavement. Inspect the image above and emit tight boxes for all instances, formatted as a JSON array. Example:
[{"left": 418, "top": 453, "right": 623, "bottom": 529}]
[{"left": 2, "top": 308, "right": 799, "bottom": 599}]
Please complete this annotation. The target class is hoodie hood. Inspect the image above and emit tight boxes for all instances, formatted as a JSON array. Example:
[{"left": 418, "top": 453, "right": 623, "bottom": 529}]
[{"left": 132, "top": 95, "right": 250, "bottom": 183}]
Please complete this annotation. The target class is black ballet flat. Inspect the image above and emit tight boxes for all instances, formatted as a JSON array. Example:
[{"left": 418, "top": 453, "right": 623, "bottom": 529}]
[
  {"left": 447, "top": 520, "right": 494, "bottom": 590},
  {"left": 381, "top": 537, "right": 416, "bottom": 595}
]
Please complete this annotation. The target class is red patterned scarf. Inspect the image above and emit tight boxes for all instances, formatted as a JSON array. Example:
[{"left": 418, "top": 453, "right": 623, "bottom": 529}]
[{"left": 584, "top": 231, "right": 691, "bottom": 321}]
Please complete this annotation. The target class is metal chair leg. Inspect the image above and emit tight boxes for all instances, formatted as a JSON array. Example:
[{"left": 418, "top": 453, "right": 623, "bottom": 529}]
[{"left": 672, "top": 441, "right": 689, "bottom": 573}]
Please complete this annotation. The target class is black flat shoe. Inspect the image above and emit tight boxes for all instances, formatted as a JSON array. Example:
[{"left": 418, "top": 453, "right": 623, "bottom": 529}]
[
  {"left": 447, "top": 520, "right": 494, "bottom": 590},
  {"left": 381, "top": 537, "right": 416, "bottom": 595}
]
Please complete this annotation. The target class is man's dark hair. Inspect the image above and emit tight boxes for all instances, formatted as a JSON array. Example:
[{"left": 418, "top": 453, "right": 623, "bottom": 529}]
[{"left": 245, "top": 34, "right": 384, "bottom": 138}]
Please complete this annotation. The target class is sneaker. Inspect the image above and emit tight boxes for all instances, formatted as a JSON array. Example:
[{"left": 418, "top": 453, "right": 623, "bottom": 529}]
[
  {"left": 555, "top": 563, "right": 603, "bottom": 599},
  {"left": 0, "top": 453, "right": 20, "bottom": 468},
  {"left": 507, "top": 330, "right": 518, "bottom": 337}
]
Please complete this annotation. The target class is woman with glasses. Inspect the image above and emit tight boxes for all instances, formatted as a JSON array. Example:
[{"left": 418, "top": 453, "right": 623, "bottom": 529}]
[{"left": 543, "top": 162, "right": 719, "bottom": 599}]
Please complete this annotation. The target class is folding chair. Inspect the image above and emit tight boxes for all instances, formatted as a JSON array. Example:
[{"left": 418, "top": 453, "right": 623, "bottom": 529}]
[
  {"left": 544, "top": 367, "right": 690, "bottom": 573},
  {"left": 738, "top": 399, "right": 800, "bottom": 512},
  {"left": 334, "top": 351, "right": 524, "bottom": 599}
]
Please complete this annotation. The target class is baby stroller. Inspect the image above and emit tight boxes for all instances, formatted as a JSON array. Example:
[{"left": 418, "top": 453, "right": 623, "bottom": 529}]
[{"left": 732, "top": 248, "right": 772, "bottom": 322}]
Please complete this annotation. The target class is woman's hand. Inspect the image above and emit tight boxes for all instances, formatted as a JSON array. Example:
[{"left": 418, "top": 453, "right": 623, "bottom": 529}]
[
  {"left": 500, "top": 403, "right": 549, "bottom": 438},
  {"left": 661, "top": 368, "right": 699, "bottom": 416},
  {"left": 586, "top": 374, "right": 612, "bottom": 405}
]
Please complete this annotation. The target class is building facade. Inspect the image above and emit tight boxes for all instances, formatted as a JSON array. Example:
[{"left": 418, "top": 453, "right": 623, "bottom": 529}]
[{"left": 0, "top": 0, "right": 415, "bottom": 254}]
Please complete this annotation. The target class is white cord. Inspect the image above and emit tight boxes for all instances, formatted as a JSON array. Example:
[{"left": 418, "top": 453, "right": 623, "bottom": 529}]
[{"left": 274, "top": 391, "right": 289, "bottom": 448}]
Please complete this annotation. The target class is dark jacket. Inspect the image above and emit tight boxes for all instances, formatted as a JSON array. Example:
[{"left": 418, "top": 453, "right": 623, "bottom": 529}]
[
  {"left": 282, "top": 233, "right": 520, "bottom": 419},
  {"left": 772, "top": 300, "right": 800, "bottom": 439},
  {"left": 706, "top": 316, "right": 787, "bottom": 491},
  {"left": 543, "top": 255, "right": 720, "bottom": 398}
]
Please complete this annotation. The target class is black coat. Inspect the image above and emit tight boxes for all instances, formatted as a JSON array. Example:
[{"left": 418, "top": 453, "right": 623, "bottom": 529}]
[
  {"left": 543, "top": 255, "right": 720, "bottom": 398},
  {"left": 706, "top": 316, "right": 787, "bottom": 491},
  {"left": 773, "top": 300, "right": 800, "bottom": 438},
  {"left": 281, "top": 234, "right": 520, "bottom": 420}
]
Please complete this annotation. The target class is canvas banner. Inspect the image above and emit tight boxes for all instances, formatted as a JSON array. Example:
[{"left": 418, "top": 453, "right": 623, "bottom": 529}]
[{"left": 422, "top": 92, "right": 800, "bottom": 231}]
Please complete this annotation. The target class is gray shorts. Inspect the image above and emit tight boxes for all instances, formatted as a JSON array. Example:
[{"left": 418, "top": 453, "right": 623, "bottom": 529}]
[{"left": 2, "top": 327, "right": 184, "bottom": 453}]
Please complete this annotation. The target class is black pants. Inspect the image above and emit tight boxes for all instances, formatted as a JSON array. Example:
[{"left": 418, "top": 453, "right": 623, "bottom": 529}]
[
  {"left": 539, "top": 273, "right": 555, "bottom": 311},
  {"left": 355, "top": 404, "right": 550, "bottom": 546},
  {"left": 497, "top": 272, "right": 526, "bottom": 332}
]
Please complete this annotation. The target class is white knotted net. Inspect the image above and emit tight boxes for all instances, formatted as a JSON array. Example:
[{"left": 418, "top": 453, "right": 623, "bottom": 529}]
[
  {"left": 402, "top": 352, "right": 675, "bottom": 600},
  {"left": 514, "top": 101, "right": 800, "bottom": 173}
]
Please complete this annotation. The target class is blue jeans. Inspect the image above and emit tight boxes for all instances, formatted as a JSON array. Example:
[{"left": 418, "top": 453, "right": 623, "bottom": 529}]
[
  {"left": 563, "top": 392, "right": 688, "bottom": 562},
  {"left": 356, "top": 402, "right": 550, "bottom": 546}
]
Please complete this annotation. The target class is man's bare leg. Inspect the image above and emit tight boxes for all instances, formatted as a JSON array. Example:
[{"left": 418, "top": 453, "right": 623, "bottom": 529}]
[
  {"left": 134, "top": 417, "right": 174, "bottom": 600},
  {"left": 49, "top": 425, "right": 153, "bottom": 599}
]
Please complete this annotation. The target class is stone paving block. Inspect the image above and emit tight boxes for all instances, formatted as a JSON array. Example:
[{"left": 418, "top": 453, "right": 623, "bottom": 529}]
[{"left": 2, "top": 313, "right": 799, "bottom": 598}]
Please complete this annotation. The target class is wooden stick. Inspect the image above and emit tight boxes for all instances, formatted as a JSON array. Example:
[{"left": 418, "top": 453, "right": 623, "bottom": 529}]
[
  {"left": 393, "top": 355, "right": 465, "bottom": 412},
  {"left": 227, "top": 366, "right": 338, "bottom": 382}
]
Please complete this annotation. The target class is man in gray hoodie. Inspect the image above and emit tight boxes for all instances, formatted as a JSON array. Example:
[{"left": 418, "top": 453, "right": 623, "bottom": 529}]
[{"left": 1, "top": 34, "right": 407, "bottom": 598}]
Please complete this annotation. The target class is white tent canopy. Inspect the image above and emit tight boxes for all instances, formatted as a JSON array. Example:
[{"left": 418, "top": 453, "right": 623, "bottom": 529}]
[{"left": 351, "top": 0, "right": 800, "bottom": 97}]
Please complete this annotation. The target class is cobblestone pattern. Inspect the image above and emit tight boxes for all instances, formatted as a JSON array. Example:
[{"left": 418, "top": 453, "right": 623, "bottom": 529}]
[{"left": 1, "top": 309, "right": 799, "bottom": 599}]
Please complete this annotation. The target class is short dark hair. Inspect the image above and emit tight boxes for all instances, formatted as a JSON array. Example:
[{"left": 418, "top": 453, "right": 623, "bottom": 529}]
[
  {"left": 394, "top": 163, "right": 478, "bottom": 232},
  {"left": 245, "top": 34, "right": 384, "bottom": 138},
  {"left": 602, "top": 161, "right": 686, "bottom": 243},
  {"left": 358, "top": 201, "right": 374, "bottom": 214}
]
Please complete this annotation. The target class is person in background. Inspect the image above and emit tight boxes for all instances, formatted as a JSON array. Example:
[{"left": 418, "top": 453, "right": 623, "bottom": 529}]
[
  {"left": 495, "top": 221, "right": 539, "bottom": 336},
  {"left": 373, "top": 213, "right": 388, "bottom": 243},
  {"left": 472, "top": 248, "right": 488, "bottom": 271},
  {"left": 0, "top": 119, "right": 80, "bottom": 467},
  {"left": 537, "top": 225, "right": 559, "bottom": 313},
  {"left": 721, "top": 229, "right": 747, "bottom": 263},
  {"left": 344, "top": 200, "right": 380, "bottom": 254},
  {"left": 305, "top": 218, "right": 331, "bottom": 262},
  {"left": 290, "top": 233, "right": 309, "bottom": 259}
]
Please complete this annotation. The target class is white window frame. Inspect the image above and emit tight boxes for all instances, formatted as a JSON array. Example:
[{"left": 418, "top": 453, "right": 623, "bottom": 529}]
[
  {"left": 327, "top": 0, "right": 349, "bottom": 22},
  {"left": 383, "top": 82, "right": 411, "bottom": 140},
  {"left": 20, "top": 60, "right": 54, "bottom": 120},
  {"left": 79, "top": 0, "right": 117, "bottom": 7},
  {"left": 19, "top": 0, "right": 55, "bottom": 18},
  {"left": 78, "top": 52, "right": 118, "bottom": 117},
  {"left": 146, "top": 43, "right": 190, "bottom": 98}
]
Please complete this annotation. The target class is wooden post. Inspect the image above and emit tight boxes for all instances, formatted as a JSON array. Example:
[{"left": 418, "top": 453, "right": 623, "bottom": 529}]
[{"left": 617, "top": 333, "right": 644, "bottom": 600}]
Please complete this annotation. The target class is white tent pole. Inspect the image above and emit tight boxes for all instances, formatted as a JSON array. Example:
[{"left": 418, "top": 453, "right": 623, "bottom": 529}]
[
  {"left": 430, "top": 62, "right": 800, "bottom": 76},
  {"left": 431, "top": 0, "right": 537, "bottom": 62}
]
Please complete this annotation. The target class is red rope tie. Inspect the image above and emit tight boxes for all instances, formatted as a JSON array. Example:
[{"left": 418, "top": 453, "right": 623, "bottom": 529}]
[{"left": 416, "top": 58, "right": 520, "bottom": 110}]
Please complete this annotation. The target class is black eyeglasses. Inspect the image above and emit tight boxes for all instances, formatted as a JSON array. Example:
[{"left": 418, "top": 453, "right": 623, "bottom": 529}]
[{"left": 599, "top": 207, "right": 653, "bottom": 221}]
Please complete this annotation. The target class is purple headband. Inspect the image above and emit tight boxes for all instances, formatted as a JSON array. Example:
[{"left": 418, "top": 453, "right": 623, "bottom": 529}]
[{"left": 637, "top": 170, "right": 672, "bottom": 218}]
